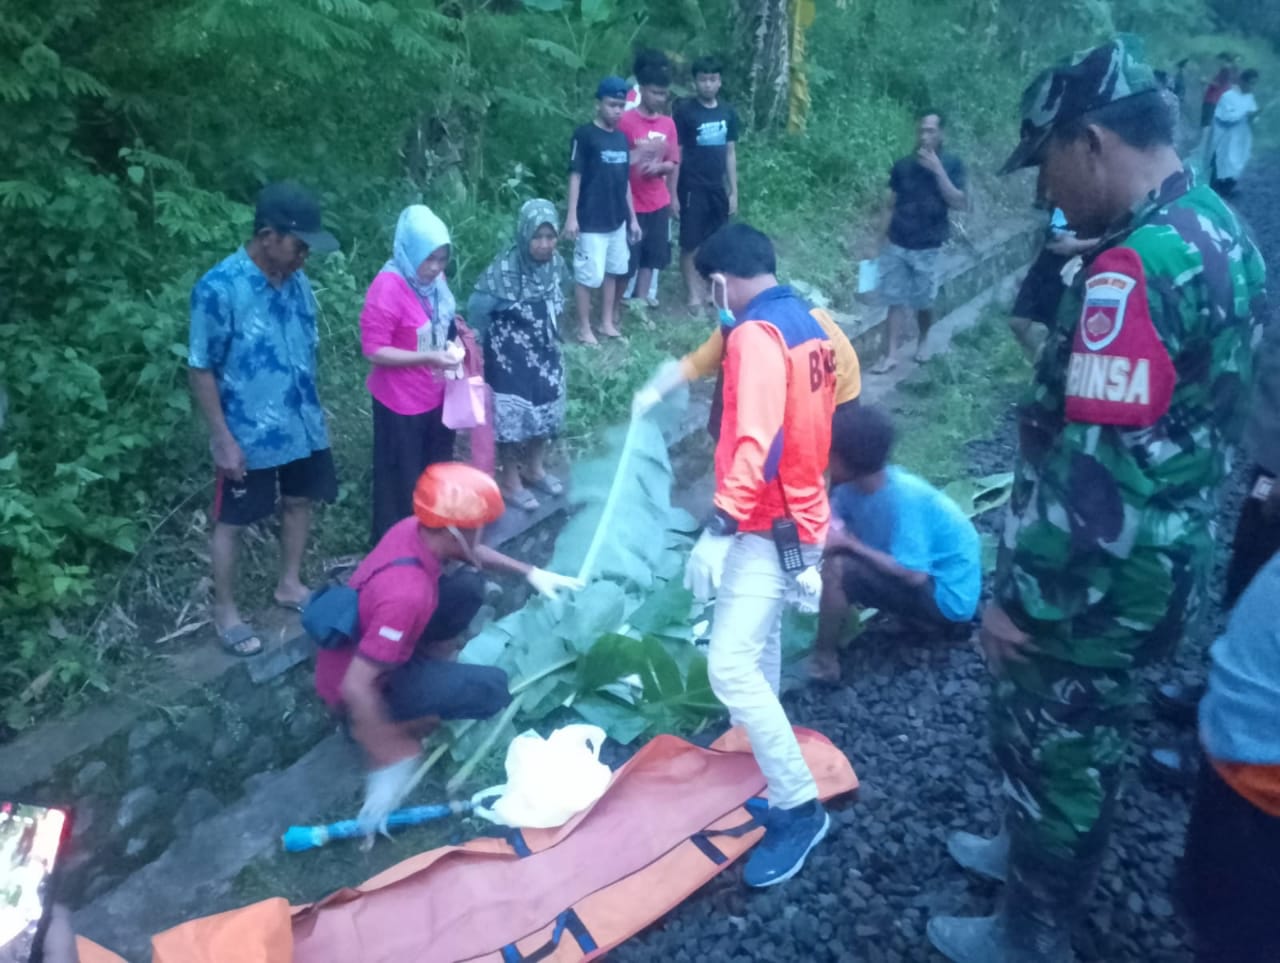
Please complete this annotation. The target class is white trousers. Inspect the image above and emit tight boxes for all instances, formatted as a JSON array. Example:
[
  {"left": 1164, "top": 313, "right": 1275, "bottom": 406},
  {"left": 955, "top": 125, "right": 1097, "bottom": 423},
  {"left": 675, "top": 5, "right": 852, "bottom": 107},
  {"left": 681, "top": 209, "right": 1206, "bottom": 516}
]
[{"left": 707, "top": 533, "right": 820, "bottom": 810}]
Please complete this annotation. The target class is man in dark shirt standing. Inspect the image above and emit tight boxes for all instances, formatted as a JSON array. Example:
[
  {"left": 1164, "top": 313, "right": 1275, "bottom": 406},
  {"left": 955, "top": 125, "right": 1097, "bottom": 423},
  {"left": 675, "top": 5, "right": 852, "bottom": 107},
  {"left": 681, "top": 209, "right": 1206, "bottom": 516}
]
[
  {"left": 869, "top": 111, "right": 967, "bottom": 373},
  {"left": 674, "top": 55, "right": 740, "bottom": 312}
]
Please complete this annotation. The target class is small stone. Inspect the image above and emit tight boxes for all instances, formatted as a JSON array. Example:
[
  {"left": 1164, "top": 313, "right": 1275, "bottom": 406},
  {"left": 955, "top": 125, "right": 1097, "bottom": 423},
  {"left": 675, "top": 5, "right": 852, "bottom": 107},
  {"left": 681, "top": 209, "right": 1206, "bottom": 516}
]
[
  {"left": 243, "top": 735, "right": 274, "bottom": 771},
  {"left": 74, "top": 760, "right": 109, "bottom": 794},
  {"left": 1126, "top": 892, "right": 1144, "bottom": 915},
  {"left": 173, "top": 787, "right": 221, "bottom": 835},
  {"left": 124, "top": 836, "right": 149, "bottom": 858},
  {"left": 116, "top": 786, "right": 160, "bottom": 830},
  {"left": 210, "top": 735, "right": 235, "bottom": 761},
  {"left": 70, "top": 805, "right": 95, "bottom": 841},
  {"left": 1149, "top": 895, "right": 1174, "bottom": 918},
  {"left": 287, "top": 711, "right": 319, "bottom": 742},
  {"left": 178, "top": 707, "right": 215, "bottom": 748},
  {"left": 126, "top": 752, "right": 151, "bottom": 785},
  {"left": 127, "top": 719, "right": 167, "bottom": 754}
]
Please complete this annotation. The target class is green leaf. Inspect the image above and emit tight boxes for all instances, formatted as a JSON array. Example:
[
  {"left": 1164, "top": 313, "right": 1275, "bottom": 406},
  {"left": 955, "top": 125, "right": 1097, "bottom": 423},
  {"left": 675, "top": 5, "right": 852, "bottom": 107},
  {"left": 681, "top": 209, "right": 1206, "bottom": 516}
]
[
  {"left": 554, "top": 579, "right": 626, "bottom": 653},
  {"left": 627, "top": 579, "right": 693, "bottom": 635},
  {"left": 579, "top": 0, "right": 614, "bottom": 24},
  {"left": 458, "top": 624, "right": 511, "bottom": 666},
  {"left": 524, "top": 38, "right": 584, "bottom": 70},
  {"left": 574, "top": 694, "right": 649, "bottom": 744},
  {"left": 944, "top": 472, "right": 1014, "bottom": 519},
  {"left": 126, "top": 165, "right": 145, "bottom": 186},
  {"left": 520, "top": 0, "right": 565, "bottom": 12},
  {"left": 577, "top": 632, "right": 648, "bottom": 693}
]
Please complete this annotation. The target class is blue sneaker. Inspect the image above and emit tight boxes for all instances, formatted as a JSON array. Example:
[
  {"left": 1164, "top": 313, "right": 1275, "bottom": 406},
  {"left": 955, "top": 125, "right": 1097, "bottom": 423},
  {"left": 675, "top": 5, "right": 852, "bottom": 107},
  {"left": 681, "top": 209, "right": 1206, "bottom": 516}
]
[{"left": 743, "top": 799, "right": 830, "bottom": 888}]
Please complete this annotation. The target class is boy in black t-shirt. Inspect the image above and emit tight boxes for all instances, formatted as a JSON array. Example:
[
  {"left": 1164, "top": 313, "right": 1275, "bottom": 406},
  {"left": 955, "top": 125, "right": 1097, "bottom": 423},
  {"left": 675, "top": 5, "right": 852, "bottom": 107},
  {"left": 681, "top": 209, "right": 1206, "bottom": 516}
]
[
  {"left": 674, "top": 56, "right": 740, "bottom": 312},
  {"left": 565, "top": 76, "right": 642, "bottom": 344}
]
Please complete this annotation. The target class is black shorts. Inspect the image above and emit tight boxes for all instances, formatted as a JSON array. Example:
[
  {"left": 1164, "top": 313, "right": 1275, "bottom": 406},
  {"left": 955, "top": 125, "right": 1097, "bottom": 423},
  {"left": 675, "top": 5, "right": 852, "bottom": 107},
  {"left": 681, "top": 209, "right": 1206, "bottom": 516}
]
[
  {"left": 213, "top": 448, "right": 338, "bottom": 526},
  {"left": 628, "top": 207, "right": 672, "bottom": 273},
  {"left": 828, "top": 550, "right": 949, "bottom": 625},
  {"left": 1011, "top": 247, "right": 1071, "bottom": 325},
  {"left": 678, "top": 184, "right": 730, "bottom": 252},
  {"left": 382, "top": 568, "right": 511, "bottom": 721}
]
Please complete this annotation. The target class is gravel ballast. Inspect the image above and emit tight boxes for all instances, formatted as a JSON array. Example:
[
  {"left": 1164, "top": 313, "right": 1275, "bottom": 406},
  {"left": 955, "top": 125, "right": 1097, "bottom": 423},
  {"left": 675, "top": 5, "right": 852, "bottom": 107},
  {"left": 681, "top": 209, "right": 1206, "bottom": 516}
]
[{"left": 611, "top": 160, "right": 1279, "bottom": 963}]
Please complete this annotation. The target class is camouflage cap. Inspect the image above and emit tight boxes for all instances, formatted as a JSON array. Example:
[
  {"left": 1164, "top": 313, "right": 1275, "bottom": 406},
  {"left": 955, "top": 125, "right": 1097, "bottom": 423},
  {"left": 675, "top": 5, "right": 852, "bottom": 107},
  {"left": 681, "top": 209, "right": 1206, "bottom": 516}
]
[{"left": 1000, "top": 36, "right": 1159, "bottom": 175}]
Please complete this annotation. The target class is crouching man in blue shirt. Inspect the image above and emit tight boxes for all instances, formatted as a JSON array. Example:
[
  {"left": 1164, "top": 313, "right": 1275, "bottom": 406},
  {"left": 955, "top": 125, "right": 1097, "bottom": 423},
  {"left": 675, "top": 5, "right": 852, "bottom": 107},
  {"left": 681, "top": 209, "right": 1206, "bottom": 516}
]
[{"left": 810, "top": 404, "right": 981, "bottom": 683}]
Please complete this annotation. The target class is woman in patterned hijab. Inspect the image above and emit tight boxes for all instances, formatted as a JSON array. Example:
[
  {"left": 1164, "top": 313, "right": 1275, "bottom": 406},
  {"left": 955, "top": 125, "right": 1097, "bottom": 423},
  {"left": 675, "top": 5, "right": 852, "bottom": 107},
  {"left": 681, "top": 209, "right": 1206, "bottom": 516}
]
[{"left": 468, "top": 199, "right": 568, "bottom": 512}]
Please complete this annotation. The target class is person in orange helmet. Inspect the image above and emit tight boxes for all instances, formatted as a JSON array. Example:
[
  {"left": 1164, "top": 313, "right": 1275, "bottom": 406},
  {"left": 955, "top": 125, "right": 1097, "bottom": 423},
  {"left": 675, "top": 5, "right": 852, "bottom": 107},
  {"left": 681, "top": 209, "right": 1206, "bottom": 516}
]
[{"left": 313, "top": 462, "right": 582, "bottom": 832}]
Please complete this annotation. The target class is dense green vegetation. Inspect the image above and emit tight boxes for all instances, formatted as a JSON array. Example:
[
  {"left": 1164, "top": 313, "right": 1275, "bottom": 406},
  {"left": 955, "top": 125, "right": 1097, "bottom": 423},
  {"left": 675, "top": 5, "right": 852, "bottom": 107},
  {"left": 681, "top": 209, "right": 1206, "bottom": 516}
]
[{"left": 1, "top": 0, "right": 1275, "bottom": 727}]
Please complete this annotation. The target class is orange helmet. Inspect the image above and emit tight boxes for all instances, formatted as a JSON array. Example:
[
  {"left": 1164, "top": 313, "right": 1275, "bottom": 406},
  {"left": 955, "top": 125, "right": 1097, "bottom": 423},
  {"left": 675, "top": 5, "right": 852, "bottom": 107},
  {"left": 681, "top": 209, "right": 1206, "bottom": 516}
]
[{"left": 413, "top": 462, "right": 505, "bottom": 529}]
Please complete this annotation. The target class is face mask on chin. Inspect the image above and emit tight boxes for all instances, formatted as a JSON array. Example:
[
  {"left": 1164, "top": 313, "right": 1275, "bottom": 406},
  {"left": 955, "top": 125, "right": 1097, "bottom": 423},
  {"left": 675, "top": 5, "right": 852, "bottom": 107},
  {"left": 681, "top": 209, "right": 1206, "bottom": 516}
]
[{"left": 712, "top": 275, "right": 735, "bottom": 326}]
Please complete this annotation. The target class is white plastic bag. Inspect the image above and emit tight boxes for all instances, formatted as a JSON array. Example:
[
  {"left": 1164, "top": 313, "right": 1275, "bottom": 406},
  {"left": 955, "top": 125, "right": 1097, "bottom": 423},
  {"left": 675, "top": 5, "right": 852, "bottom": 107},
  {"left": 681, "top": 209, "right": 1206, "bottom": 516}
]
[
  {"left": 855, "top": 258, "right": 880, "bottom": 305},
  {"left": 471, "top": 724, "right": 612, "bottom": 829}
]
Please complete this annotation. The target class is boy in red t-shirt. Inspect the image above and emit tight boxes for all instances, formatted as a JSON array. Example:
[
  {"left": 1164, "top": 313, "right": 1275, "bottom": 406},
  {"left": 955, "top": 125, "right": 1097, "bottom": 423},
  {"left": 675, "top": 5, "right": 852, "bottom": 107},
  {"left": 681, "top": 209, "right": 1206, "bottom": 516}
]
[{"left": 617, "top": 49, "right": 680, "bottom": 311}]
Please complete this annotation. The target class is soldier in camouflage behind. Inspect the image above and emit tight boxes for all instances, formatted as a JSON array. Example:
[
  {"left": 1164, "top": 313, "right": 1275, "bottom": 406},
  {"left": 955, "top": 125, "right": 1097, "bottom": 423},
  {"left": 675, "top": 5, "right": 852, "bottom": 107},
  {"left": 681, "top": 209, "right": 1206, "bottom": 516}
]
[{"left": 927, "top": 38, "right": 1267, "bottom": 963}]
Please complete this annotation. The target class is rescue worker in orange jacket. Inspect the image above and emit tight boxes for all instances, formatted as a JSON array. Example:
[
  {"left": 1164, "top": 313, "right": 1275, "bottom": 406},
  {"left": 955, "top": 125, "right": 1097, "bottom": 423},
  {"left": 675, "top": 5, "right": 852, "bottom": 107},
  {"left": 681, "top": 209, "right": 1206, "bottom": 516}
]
[{"left": 681, "top": 223, "right": 836, "bottom": 887}]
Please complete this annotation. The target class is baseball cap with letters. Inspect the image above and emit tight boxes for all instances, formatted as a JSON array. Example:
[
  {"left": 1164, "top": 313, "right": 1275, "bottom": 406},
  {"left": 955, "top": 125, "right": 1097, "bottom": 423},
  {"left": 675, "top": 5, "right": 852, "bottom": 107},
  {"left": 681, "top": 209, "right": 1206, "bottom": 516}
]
[
  {"left": 1000, "top": 36, "right": 1159, "bottom": 175},
  {"left": 254, "top": 181, "right": 340, "bottom": 254}
]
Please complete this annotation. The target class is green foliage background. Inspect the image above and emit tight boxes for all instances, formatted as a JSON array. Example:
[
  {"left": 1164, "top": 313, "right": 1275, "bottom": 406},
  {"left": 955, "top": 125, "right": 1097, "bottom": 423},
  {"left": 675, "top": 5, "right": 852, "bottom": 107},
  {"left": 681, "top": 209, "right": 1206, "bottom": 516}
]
[{"left": 0, "top": 0, "right": 1274, "bottom": 722}]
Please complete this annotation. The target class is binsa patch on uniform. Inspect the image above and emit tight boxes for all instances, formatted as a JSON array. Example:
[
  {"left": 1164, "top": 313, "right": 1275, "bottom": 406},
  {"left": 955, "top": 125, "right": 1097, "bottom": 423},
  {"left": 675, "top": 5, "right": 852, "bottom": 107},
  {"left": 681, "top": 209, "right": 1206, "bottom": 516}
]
[
  {"left": 1065, "top": 247, "right": 1177, "bottom": 428},
  {"left": 1079, "top": 272, "right": 1134, "bottom": 351}
]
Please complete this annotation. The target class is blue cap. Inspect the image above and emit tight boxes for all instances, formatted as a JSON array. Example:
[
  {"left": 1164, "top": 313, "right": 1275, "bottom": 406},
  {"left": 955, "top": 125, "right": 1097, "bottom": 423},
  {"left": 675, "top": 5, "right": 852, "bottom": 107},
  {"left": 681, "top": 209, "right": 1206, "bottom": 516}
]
[{"left": 596, "top": 75, "right": 629, "bottom": 100}]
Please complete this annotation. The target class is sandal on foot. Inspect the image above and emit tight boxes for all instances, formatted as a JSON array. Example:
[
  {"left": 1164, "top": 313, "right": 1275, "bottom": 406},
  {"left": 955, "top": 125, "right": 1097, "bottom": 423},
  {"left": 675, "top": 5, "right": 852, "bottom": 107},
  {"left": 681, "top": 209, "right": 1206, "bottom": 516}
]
[
  {"left": 506, "top": 487, "right": 540, "bottom": 512},
  {"left": 869, "top": 357, "right": 898, "bottom": 375},
  {"left": 218, "top": 623, "right": 264, "bottom": 658},
  {"left": 273, "top": 592, "right": 313, "bottom": 613},
  {"left": 523, "top": 473, "right": 564, "bottom": 497}
]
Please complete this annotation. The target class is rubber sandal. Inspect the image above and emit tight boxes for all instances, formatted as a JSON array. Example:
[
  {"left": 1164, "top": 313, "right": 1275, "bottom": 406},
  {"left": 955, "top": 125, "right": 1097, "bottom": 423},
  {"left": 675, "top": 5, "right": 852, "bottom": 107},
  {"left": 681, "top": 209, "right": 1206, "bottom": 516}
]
[
  {"left": 869, "top": 357, "right": 897, "bottom": 375},
  {"left": 523, "top": 473, "right": 564, "bottom": 497},
  {"left": 218, "top": 623, "right": 264, "bottom": 657},
  {"left": 506, "top": 487, "right": 540, "bottom": 512},
  {"left": 273, "top": 591, "right": 313, "bottom": 613}
]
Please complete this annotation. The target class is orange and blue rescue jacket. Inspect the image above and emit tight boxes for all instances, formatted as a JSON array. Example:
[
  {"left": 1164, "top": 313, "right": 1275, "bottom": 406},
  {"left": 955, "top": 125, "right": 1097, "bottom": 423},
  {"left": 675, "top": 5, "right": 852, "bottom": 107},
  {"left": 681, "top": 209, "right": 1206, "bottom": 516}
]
[{"left": 713, "top": 285, "right": 836, "bottom": 544}]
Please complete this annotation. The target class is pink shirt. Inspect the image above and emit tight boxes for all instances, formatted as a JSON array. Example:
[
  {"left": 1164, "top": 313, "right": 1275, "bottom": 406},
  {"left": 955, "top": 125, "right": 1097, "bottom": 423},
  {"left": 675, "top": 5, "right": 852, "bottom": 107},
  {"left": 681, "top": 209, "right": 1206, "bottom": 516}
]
[
  {"left": 314, "top": 517, "right": 442, "bottom": 707},
  {"left": 361, "top": 271, "right": 447, "bottom": 415},
  {"left": 618, "top": 110, "right": 680, "bottom": 214}
]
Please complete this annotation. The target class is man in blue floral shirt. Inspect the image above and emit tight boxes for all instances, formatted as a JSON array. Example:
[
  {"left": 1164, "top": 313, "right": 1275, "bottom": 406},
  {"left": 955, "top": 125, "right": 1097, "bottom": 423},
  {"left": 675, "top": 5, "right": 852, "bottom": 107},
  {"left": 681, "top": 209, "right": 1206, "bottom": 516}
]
[{"left": 188, "top": 182, "right": 340, "bottom": 656}]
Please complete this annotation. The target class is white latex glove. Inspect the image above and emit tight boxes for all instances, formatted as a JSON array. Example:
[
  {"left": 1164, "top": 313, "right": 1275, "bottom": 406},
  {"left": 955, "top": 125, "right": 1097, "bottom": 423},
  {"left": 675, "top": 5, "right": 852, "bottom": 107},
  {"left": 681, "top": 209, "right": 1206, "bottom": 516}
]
[
  {"left": 632, "top": 384, "right": 663, "bottom": 418},
  {"left": 632, "top": 359, "right": 684, "bottom": 419},
  {"left": 683, "top": 531, "right": 733, "bottom": 602},
  {"left": 358, "top": 755, "right": 420, "bottom": 835},
  {"left": 789, "top": 564, "right": 823, "bottom": 614},
  {"left": 526, "top": 567, "right": 585, "bottom": 601}
]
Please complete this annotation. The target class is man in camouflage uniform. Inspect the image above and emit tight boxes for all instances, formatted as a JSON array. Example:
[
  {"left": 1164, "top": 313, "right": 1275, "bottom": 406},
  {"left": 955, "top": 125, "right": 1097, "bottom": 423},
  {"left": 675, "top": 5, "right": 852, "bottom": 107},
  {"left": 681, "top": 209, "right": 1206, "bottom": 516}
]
[{"left": 928, "top": 39, "right": 1267, "bottom": 963}]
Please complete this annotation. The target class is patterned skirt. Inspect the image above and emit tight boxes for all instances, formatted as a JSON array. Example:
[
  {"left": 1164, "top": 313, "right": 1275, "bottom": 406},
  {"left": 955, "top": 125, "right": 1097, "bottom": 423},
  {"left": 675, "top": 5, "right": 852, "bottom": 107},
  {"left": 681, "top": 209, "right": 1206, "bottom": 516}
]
[{"left": 483, "top": 298, "right": 566, "bottom": 444}]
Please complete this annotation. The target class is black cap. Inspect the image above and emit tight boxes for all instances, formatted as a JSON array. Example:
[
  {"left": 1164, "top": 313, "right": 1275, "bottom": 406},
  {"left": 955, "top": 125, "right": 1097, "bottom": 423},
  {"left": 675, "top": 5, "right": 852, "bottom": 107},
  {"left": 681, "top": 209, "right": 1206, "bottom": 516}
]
[
  {"left": 254, "top": 182, "right": 339, "bottom": 254},
  {"left": 1000, "top": 37, "right": 1158, "bottom": 175}
]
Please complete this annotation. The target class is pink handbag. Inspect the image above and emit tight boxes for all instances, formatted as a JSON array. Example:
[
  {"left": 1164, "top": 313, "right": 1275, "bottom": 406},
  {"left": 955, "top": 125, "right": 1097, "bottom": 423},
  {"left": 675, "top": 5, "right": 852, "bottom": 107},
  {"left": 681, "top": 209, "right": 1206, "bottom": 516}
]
[{"left": 442, "top": 375, "right": 488, "bottom": 430}]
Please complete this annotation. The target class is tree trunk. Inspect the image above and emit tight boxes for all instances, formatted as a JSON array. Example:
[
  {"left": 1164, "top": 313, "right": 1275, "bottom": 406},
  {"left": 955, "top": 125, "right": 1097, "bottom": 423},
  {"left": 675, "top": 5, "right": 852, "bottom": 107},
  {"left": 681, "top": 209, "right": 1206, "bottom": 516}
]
[{"left": 732, "top": 0, "right": 790, "bottom": 130}]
